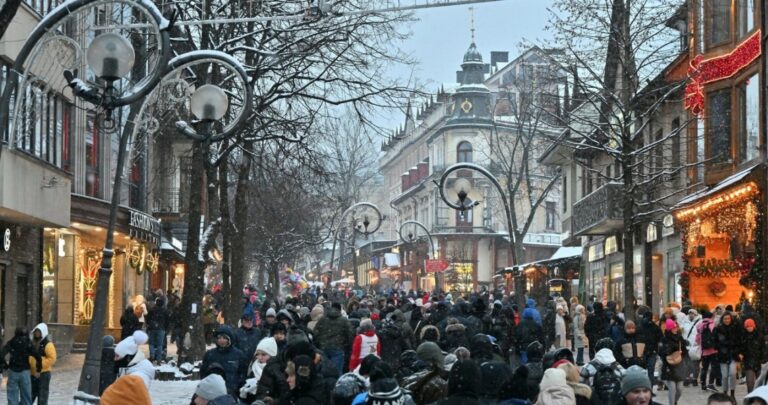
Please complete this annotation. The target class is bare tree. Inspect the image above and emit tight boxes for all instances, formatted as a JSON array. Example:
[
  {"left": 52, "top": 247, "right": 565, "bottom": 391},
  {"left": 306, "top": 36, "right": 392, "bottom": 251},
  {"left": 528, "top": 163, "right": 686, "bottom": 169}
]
[{"left": 546, "top": 0, "right": 696, "bottom": 320}]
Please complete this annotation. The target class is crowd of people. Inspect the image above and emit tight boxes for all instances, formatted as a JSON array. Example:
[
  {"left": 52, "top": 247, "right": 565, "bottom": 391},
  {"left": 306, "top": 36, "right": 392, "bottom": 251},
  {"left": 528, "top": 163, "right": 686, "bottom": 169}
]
[{"left": 8, "top": 286, "right": 768, "bottom": 405}]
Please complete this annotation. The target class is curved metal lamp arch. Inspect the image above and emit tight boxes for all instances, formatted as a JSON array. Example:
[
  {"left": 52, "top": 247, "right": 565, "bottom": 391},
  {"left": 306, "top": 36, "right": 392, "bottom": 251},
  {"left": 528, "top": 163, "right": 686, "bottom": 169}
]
[
  {"left": 435, "top": 162, "right": 517, "bottom": 249},
  {"left": 398, "top": 220, "right": 435, "bottom": 260},
  {"left": 328, "top": 202, "right": 383, "bottom": 275}
]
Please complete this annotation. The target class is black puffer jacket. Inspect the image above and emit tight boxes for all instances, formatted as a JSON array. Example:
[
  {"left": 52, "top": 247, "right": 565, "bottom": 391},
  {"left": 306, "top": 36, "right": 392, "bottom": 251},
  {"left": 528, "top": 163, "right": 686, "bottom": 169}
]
[
  {"left": 0, "top": 329, "right": 38, "bottom": 372},
  {"left": 515, "top": 313, "right": 544, "bottom": 353},
  {"left": 743, "top": 329, "right": 765, "bottom": 372},
  {"left": 235, "top": 325, "right": 263, "bottom": 361},
  {"left": 201, "top": 326, "right": 249, "bottom": 396},
  {"left": 584, "top": 303, "right": 610, "bottom": 347},
  {"left": 378, "top": 320, "right": 408, "bottom": 370},
  {"left": 255, "top": 356, "right": 290, "bottom": 401},
  {"left": 714, "top": 317, "right": 743, "bottom": 363},
  {"left": 659, "top": 331, "right": 687, "bottom": 381}
]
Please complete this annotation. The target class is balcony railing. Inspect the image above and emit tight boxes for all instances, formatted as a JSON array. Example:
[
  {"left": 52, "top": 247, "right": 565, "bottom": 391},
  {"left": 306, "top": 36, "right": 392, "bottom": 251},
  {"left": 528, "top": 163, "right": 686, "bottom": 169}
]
[
  {"left": 572, "top": 182, "right": 623, "bottom": 236},
  {"left": 431, "top": 225, "right": 497, "bottom": 235},
  {"left": 152, "top": 189, "right": 187, "bottom": 214}
]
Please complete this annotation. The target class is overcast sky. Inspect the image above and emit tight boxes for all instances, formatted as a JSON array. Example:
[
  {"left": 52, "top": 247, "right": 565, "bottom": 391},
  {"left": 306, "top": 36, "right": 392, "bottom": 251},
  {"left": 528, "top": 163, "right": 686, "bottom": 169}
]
[
  {"left": 401, "top": 0, "right": 554, "bottom": 89},
  {"left": 376, "top": 0, "right": 554, "bottom": 130}
]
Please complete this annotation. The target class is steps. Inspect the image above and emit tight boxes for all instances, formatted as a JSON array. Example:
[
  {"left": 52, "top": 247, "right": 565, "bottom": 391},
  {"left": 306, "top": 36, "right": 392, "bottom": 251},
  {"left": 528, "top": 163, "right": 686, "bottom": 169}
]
[{"left": 71, "top": 343, "right": 88, "bottom": 353}]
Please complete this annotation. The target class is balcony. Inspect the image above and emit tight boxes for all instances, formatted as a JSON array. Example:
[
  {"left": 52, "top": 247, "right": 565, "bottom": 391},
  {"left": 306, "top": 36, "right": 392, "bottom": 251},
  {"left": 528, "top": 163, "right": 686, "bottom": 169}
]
[
  {"left": 572, "top": 182, "right": 623, "bottom": 236},
  {"left": 152, "top": 189, "right": 187, "bottom": 215}
]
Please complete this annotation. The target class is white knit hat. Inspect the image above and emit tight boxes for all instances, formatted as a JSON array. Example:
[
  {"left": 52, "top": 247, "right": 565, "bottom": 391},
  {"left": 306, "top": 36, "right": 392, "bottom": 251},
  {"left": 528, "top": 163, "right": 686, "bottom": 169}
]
[
  {"left": 196, "top": 374, "right": 227, "bottom": 400},
  {"left": 266, "top": 308, "right": 277, "bottom": 317},
  {"left": 114, "top": 337, "right": 138, "bottom": 359},
  {"left": 256, "top": 337, "right": 278, "bottom": 357},
  {"left": 133, "top": 330, "right": 148, "bottom": 345}
]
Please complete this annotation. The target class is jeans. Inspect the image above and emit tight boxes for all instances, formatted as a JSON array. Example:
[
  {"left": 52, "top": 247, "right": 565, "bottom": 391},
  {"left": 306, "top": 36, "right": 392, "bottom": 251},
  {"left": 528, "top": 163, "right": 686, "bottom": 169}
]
[
  {"left": 720, "top": 360, "right": 737, "bottom": 393},
  {"left": 7, "top": 370, "right": 32, "bottom": 405},
  {"left": 665, "top": 380, "right": 683, "bottom": 405},
  {"left": 646, "top": 354, "right": 658, "bottom": 384},
  {"left": 30, "top": 372, "right": 50, "bottom": 405},
  {"left": 700, "top": 354, "right": 718, "bottom": 386},
  {"left": 324, "top": 349, "right": 345, "bottom": 374},
  {"left": 148, "top": 329, "right": 166, "bottom": 361},
  {"left": 576, "top": 348, "right": 584, "bottom": 365}
]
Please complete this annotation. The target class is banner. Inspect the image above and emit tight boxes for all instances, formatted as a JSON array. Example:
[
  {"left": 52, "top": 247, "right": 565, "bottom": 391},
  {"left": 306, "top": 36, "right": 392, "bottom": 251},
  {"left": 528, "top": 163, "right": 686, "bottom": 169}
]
[{"left": 425, "top": 259, "right": 450, "bottom": 273}]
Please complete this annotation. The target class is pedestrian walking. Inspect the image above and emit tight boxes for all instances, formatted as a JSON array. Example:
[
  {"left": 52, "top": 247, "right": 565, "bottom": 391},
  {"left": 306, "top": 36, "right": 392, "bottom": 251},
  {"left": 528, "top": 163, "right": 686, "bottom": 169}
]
[
  {"left": 572, "top": 305, "right": 587, "bottom": 365},
  {"left": 714, "top": 311, "right": 743, "bottom": 398},
  {"left": 742, "top": 318, "right": 765, "bottom": 393},
  {"left": 29, "top": 323, "right": 55, "bottom": 405},
  {"left": 120, "top": 305, "right": 140, "bottom": 340},
  {"left": 349, "top": 319, "right": 380, "bottom": 372},
  {"left": 660, "top": 319, "right": 687, "bottom": 405},
  {"left": 146, "top": 297, "right": 170, "bottom": 364},
  {"left": 697, "top": 310, "right": 719, "bottom": 391},
  {"left": 1, "top": 327, "right": 38, "bottom": 405},
  {"left": 201, "top": 326, "right": 248, "bottom": 397}
]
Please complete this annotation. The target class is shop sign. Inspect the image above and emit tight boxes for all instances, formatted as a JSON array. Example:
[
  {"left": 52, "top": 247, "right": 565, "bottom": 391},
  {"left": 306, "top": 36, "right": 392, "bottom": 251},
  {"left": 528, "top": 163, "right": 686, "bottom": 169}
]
[
  {"left": 129, "top": 210, "right": 161, "bottom": 244},
  {"left": 2, "top": 228, "right": 10, "bottom": 252},
  {"left": 425, "top": 259, "right": 449, "bottom": 273}
]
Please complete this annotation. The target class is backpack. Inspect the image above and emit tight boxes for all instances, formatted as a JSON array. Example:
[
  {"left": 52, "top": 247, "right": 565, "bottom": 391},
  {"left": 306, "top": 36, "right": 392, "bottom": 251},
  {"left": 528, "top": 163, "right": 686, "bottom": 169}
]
[
  {"left": 701, "top": 324, "right": 715, "bottom": 350},
  {"left": 591, "top": 361, "right": 621, "bottom": 403}
]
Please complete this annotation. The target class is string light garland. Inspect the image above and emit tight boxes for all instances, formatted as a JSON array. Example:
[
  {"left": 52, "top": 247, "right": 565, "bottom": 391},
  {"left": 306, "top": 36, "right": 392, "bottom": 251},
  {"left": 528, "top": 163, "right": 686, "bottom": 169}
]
[
  {"left": 676, "top": 181, "right": 763, "bottom": 302},
  {"left": 685, "top": 30, "right": 762, "bottom": 115}
]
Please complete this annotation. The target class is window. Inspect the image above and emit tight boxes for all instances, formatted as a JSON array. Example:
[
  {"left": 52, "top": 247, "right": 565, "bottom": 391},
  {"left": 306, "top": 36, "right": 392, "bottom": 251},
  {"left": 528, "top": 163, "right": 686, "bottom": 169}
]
[
  {"left": 562, "top": 175, "right": 568, "bottom": 213},
  {"left": 738, "top": 74, "right": 759, "bottom": 163},
  {"left": 545, "top": 201, "right": 556, "bottom": 230},
  {"left": 457, "top": 141, "right": 472, "bottom": 163},
  {"left": 588, "top": 243, "right": 604, "bottom": 262},
  {"left": 671, "top": 118, "right": 681, "bottom": 169},
  {"left": 605, "top": 236, "right": 618, "bottom": 255},
  {"left": 654, "top": 130, "right": 663, "bottom": 172},
  {"left": 707, "top": 88, "right": 732, "bottom": 163},
  {"left": 646, "top": 223, "right": 658, "bottom": 242},
  {"left": 708, "top": 0, "right": 731, "bottom": 47},
  {"left": 737, "top": 0, "right": 756, "bottom": 38}
]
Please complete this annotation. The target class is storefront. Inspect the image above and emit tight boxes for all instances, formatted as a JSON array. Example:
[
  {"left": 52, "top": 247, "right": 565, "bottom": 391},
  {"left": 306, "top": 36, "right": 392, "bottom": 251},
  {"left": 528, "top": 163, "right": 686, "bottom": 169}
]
[
  {"left": 43, "top": 196, "right": 160, "bottom": 332},
  {"left": 673, "top": 169, "right": 763, "bottom": 310},
  {"left": 0, "top": 222, "right": 43, "bottom": 336}
]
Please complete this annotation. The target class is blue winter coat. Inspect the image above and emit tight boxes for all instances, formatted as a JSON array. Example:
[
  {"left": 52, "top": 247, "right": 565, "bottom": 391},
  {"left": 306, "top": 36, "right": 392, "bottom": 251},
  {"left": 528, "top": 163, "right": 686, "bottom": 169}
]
[{"left": 201, "top": 326, "right": 249, "bottom": 396}]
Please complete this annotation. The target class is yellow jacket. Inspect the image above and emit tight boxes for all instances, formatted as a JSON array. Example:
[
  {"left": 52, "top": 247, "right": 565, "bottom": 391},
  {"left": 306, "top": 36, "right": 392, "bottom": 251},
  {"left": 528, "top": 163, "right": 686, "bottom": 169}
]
[{"left": 28, "top": 323, "right": 57, "bottom": 373}]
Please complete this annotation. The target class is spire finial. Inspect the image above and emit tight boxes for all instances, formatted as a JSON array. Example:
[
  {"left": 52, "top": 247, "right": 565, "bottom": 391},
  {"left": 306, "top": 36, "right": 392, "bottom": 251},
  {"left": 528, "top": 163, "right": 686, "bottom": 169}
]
[{"left": 469, "top": 6, "right": 475, "bottom": 43}]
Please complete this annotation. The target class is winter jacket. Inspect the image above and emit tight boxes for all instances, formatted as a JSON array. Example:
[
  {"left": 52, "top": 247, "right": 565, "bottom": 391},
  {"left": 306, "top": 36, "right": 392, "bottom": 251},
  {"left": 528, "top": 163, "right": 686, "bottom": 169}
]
[
  {"left": 615, "top": 332, "right": 645, "bottom": 369},
  {"left": 255, "top": 356, "right": 290, "bottom": 402},
  {"left": 579, "top": 348, "right": 625, "bottom": 384},
  {"left": 349, "top": 330, "right": 380, "bottom": 371},
  {"left": 281, "top": 377, "right": 326, "bottom": 405},
  {"left": 516, "top": 312, "right": 545, "bottom": 353},
  {"left": 313, "top": 308, "right": 353, "bottom": 352},
  {"left": 714, "top": 321, "right": 743, "bottom": 363},
  {"left": 554, "top": 314, "right": 567, "bottom": 349},
  {"left": 146, "top": 305, "right": 170, "bottom": 331},
  {"left": 209, "top": 396, "right": 239, "bottom": 405},
  {"left": 696, "top": 318, "right": 718, "bottom": 357},
  {"left": 1, "top": 330, "right": 39, "bottom": 372},
  {"left": 201, "top": 327, "right": 249, "bottom": 396},
  {"left": 742, "top": 330, "right": 765, "bottom": 372},
  {"left": 29, "top": 323, "right": 56, "bottom": 373},
  {"left": 584, "top": 307, "right": 610, "bottom": 347},
  {"left": 438, "top": 394, "right": 481, "bottom": 405},
  {"left": 118, "top": 349, "right": 155, "bottom": 389},
  {"left": 684, "top": 316, "right": 701, "bottom": 359},
  {"left": 235, "top": 325, "right": 263, "bottom": 361},
  {"left": 568, "top": 382, "right": 594, "bottom": 405},
  {"left": 637, "top": 315, "right": 662, "bottom": 355},
  {"left": 572, "top": 313, "right": 586, "bottom": 350},
  {"left": 120, "top": 309, "right": 140, "bottom": 340},
  {"left": 402, "top": 367, "right": 448, "bottom": 405},
  {"left": 659, "top": 331, "right": 687, "bottom": 381},
  {"left": 378, "top": 321, "right": 408, "bottom": 370},
  {"left": 525, "top": 299, "right": 542, "bottom": 325}
]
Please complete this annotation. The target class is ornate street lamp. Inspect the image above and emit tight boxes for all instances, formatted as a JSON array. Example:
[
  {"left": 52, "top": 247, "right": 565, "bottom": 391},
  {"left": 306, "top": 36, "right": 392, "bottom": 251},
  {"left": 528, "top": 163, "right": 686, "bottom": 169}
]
[
  {"left": 435, "top": 162, "right": 521, "bottom": 305},
  {"left": 328, "top": 202, "right": 383, "bottom": 286},
  {"left": 398, "top": 220, "right": 437, "bottom": 289}
]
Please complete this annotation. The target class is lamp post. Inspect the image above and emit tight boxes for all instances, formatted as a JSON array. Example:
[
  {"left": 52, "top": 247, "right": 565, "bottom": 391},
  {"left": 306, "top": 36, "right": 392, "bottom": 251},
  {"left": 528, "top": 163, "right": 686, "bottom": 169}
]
[
  {"left": 328, "top": 202, "right": 383, "bottom": 286},
  {"left": 398, "top": 220, "right": 437, "bottom": 290},
  {"left": 435, "top": 162, "right": 522, "bottom": 306}
]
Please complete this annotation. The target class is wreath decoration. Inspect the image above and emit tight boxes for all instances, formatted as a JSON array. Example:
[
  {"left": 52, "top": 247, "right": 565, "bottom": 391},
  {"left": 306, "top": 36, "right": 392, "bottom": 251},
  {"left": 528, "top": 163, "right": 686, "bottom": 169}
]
[
  {"left": 129, "top": 244, "right": 146, "bottom": 274},
  {"left": 145, "top": 252, "right": 159, "bottom": 273},
  {"left": 709, "top": 280, "right": 727, "bottom": 297}
]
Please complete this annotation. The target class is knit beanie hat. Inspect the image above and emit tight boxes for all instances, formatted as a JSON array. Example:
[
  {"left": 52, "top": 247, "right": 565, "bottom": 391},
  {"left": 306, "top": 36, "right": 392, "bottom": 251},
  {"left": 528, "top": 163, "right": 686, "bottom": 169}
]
[
  {"left": 266, "top": 308, "right": 277, "bottom": 317},
  {"left": 132, "top": 330, "right": 148, "bottom": 345},
  {"left": 745, "top": 318, "right": 757, "bottom": 329},
  {"left": 621, "top": 365, "right": 652, "bottom": 396},
  {"left": 333, "top": 372, "right": 367, "bottom": 403},
  {"left": 114, "top": 336, "right": 138, "bottom": 359},
  {"left": 196, "top": 374, "right": 228, "bottom": 400},
  {"left": 256, "top": 337, "right": 278, "bottom": 357},
  {"left": 665, "top": 319, "right": 677, "bottom": 331},
  {"left": 366, "top": 364, "right": 403, "bottom": 405},
  {"left": 100, "top": 375, "right": 151, "bottom": 405},
  {"left": 416, "top": 341, "right": 444, "bottom": 369},
  {"left": 359, "top": 354, "right": 381, "bottom": 376}
]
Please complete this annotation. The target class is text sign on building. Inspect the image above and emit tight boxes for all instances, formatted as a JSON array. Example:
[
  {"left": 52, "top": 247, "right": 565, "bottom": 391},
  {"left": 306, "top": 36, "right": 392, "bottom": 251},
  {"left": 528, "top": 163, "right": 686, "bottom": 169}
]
[
  {"left": 425, "top": 259, "right": 449, "bottom": 273},
  {"left": 129, "top": 210, "right": 161, "bottom": 245}
]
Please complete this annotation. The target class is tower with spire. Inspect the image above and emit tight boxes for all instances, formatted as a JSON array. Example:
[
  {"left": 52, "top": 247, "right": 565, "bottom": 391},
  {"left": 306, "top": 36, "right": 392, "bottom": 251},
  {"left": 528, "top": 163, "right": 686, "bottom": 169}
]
[{"left": 446, "top": 7, "right": 492, "bottom": 127}]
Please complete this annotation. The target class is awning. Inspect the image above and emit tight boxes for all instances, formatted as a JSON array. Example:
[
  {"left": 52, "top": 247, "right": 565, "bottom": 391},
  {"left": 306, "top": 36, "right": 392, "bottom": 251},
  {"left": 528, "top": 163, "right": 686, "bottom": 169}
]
[
  {"left": 160, "top": 237, "right": 185, "bottom": 261},
  {"left": 674, "top": 163, "right": 760, "bottom": 210},
  {"left": 497, "top": 246, "right": 583, "bottom": 274}
]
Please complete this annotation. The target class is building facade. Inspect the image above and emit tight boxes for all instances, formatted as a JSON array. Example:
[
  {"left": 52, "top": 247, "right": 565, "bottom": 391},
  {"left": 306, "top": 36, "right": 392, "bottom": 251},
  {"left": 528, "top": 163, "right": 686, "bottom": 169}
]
[{"left": 378, "top": 43, "right": 565, "bottom": 294}]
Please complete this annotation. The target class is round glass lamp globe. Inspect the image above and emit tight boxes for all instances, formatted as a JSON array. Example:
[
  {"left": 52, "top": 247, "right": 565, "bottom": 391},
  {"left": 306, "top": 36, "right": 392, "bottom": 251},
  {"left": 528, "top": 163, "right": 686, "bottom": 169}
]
[
  {"left": 190, "top": 84, "right": 229, "bottom": 121},
  {"left": 453, "top": 177, "right": 472, "bottom": 198},
  {"left": 86, "top": 33, "right": 135, "bottom": 81}
]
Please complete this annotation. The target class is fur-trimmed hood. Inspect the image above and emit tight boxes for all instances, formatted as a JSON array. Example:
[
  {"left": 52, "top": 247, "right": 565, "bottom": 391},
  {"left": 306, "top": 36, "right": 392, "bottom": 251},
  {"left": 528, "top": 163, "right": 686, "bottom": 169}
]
[
  {"left": 420, "top": 325, "right": 441, "bottom": 341},
  {"left": 445, "top": 323, "right": 466, "bottom": 333},
  {"left": 567, "top": 381, "right": 592, "bottom": 399}
]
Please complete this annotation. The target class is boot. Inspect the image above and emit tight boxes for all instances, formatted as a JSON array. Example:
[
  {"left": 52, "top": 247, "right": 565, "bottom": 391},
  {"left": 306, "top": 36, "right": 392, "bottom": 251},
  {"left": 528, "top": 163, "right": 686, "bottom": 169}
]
[{"left": 730, "top": 390, "right": 735, "bottom": 400}]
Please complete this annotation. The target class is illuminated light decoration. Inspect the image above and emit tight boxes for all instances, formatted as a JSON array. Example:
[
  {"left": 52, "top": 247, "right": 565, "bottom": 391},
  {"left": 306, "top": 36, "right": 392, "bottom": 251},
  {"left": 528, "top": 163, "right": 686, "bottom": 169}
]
[
  {"left": 684, "top": 30, "right": 761, "bottom": 115},
  {"left": 674, "top": 182, "right": 759, "bottom": 220},
  {"left": 79, "top": 250, "right": 102, "bottom": 322}
]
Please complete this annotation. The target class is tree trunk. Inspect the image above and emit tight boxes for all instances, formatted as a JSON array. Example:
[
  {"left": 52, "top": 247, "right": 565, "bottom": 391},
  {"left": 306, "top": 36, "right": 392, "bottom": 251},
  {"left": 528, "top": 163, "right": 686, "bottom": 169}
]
[
  {"left": 218, "top": 141, "right": 235, "bottom": 323},
  {"left": 0, "top": 0, "right": 21, "bottom": 41},
  {"left": 179, "top": 141, "right": 207, "bottom": 362},
  {"left": 270, "top": 261, "right": 281, "bottom": 298},
  {"left": 229, "top": 143, "right": 252, "bottom": 320}
]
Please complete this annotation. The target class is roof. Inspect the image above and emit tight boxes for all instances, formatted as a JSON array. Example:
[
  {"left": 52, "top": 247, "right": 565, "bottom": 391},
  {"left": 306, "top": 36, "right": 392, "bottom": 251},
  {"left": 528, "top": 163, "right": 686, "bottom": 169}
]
[
  {"left": 673, "top": 163, "right": 760, "bottom": 210},
  {"left": 498, "top": 246, "right": 583, "bottom": 273}
]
